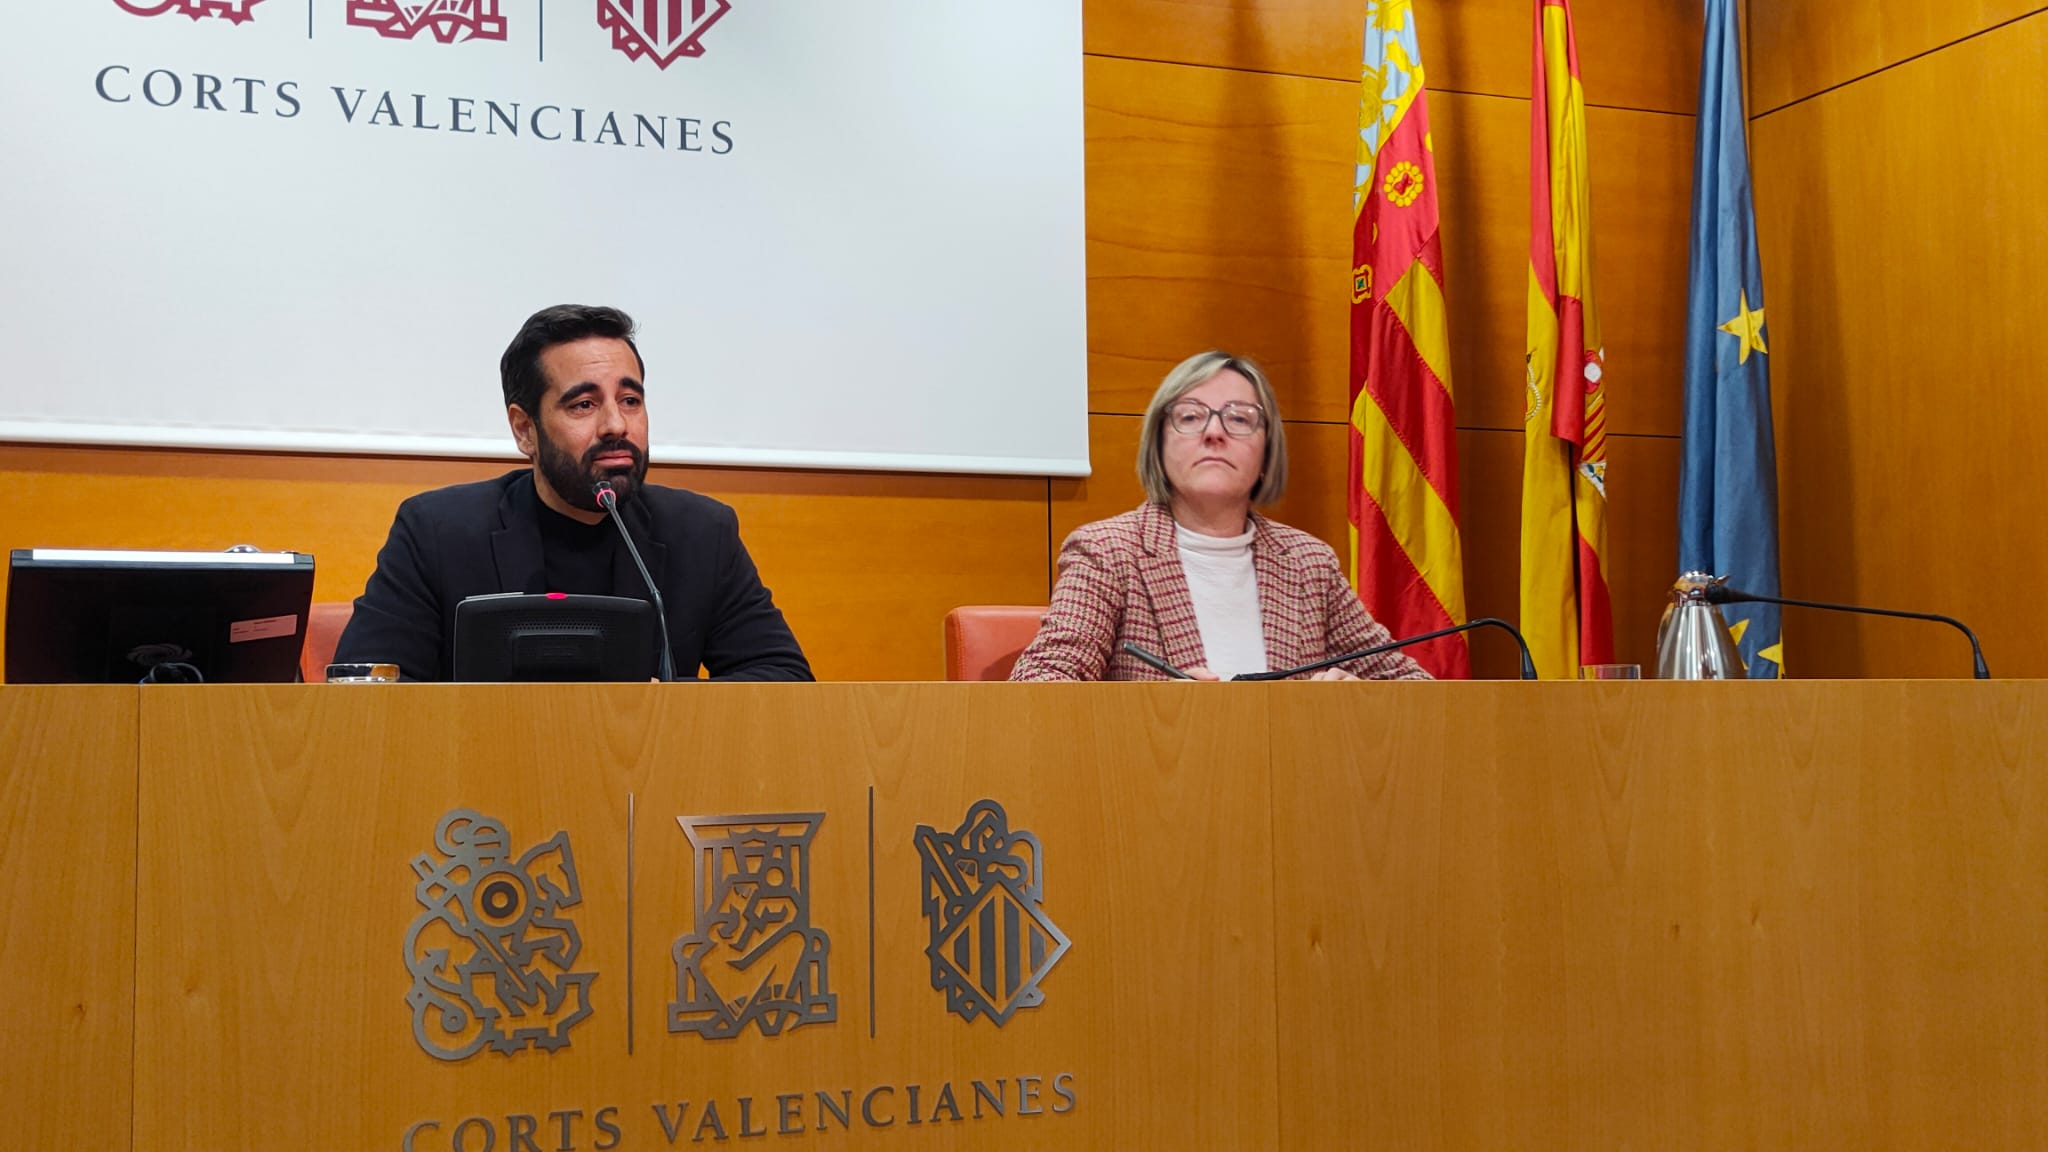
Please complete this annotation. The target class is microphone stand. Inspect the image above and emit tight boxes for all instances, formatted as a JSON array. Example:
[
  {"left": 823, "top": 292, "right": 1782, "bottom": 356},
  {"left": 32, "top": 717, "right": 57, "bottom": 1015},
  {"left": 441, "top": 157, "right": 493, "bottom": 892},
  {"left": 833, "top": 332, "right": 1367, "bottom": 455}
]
[
  {"left": 1706, "top": 587, "right": 1990, "bottom": 679},
  {"left": 1119, "top": 641, "right": 1195, "bottom": 679},
  {"left": 1230, "top": 617, "right": 1538, "bottom": 681},
  {"left": 593, "top": 481, "right": 676, "bottom": 682}
]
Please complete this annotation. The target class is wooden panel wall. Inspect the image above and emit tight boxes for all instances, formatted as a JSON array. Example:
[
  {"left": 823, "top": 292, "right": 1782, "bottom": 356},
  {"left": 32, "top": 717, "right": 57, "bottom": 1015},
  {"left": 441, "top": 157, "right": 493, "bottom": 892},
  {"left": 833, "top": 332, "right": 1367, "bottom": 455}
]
[
  {"left": 0, "top": 0, "right": 1701, "bottom": 681},
  {"left": 1747, "top": 0, "right": 2043, "bottom": 114},
  {"left": 1082, "top": 0, "right": 1700, "bottom": 112},
  {"left": 1751, "top": 8, "right": 2048, "bottom": 677}
]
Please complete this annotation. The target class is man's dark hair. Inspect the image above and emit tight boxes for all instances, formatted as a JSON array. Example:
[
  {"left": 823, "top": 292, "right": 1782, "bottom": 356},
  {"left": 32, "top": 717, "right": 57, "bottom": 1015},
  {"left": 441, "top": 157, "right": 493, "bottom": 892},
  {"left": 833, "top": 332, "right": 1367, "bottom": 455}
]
[{"left": 499, "top": 305, "right": 646, "bottom": 416}]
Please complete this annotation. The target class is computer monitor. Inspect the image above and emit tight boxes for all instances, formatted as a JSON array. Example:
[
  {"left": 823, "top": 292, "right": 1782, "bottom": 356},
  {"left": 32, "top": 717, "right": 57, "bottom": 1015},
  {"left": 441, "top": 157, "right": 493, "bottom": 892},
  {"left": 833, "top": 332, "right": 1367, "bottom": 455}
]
[
  {"left": 452, "top": 593, "right": 660, "bottom": 683},
  {"left": 5, "top": 548, "right": 316, "bottom": 684}
]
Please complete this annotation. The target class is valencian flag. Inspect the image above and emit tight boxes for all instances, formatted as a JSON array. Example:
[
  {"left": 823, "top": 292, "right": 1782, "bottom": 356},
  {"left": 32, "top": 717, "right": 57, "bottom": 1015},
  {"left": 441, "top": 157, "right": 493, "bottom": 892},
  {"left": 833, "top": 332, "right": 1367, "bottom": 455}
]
[
  {"left": 1521, "top": 0, "right": 1613, "bottom": 679},
  {"left": 1348, "top": 0, "right": 1468, "bottom": 678},
  {"left": 1681, "top": 0, "right": 1784, "bottom": 676}
]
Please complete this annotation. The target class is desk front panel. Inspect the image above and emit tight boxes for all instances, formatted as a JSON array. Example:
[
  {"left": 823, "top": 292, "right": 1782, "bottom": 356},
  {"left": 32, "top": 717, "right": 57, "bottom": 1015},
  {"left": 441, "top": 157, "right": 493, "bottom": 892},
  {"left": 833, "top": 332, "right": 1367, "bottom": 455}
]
[
  {"left": 132, "top": 683, "right": 1277, "bottom": 1151},
  {"left": 0, "top": 686, "right": 136, "bottom": 1151},
  {"left": 1271, "top": 681, "right": 2048, "bottom": 1151}
]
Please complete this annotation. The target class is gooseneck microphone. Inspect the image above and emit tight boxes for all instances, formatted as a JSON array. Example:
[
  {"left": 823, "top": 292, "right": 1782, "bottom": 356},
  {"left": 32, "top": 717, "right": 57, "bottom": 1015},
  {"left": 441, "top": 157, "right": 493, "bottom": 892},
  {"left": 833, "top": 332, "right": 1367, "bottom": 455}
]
[
  {"left": 592, "top": 480, "right": 676, "bottom": 682},
  {"left": 1119, "top": 641, "right": 1196, "bottom": 679},
  {"left": 1230, "top": 617, "right": 1538, "bottom": 681},
  {"left": 1702, "top": 584, "right": 1990, "bottom": 679}
]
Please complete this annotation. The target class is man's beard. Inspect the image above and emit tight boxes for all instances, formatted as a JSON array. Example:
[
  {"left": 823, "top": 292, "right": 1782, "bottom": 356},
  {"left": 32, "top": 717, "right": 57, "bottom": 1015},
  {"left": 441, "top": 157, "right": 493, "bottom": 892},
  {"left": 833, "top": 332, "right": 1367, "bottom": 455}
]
[{"left": 535, "top": 426, "right": 648, "bottom": 513}]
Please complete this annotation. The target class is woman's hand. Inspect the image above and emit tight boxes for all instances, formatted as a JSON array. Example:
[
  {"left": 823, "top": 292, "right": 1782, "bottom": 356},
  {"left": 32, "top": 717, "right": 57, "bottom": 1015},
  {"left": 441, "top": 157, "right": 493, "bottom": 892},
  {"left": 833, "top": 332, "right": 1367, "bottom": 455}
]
[
  {"left": 1308, "top": 667, "right": 1359, "bottom": 682},
  {"left": 1181, "top": 665, "right": 1221, "bottom": 681}
]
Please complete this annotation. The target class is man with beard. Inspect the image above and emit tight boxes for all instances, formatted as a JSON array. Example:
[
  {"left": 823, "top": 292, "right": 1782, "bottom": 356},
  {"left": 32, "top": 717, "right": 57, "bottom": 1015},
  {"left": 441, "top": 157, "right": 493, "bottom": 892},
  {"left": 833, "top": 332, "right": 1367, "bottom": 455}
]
[{"left": 333, "top": 304, "right": 812, "bottom": 681}]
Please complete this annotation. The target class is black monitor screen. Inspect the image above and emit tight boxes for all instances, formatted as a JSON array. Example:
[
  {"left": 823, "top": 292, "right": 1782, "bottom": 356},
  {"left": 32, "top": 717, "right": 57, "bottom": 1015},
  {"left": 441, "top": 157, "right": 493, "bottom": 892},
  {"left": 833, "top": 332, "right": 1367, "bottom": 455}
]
[
  {"left": 5, "top": 549, "right": 315, "bottom": 684},
  {"left": 453, "top": 593, "right": 658, "bottom": 683}
]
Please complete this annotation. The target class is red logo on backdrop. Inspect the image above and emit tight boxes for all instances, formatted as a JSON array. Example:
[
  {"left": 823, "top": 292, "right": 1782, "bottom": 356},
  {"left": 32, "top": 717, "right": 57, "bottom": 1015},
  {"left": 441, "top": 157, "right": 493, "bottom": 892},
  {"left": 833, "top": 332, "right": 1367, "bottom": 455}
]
[
  {"left": 346, "top": 0, "right": 508, "bottom": 43},
  {"left": 597, "top": 0, "right": 733, "bottom": 68},
  {"left": 113, "top": 0, "right": 266, "bottom": 22}
]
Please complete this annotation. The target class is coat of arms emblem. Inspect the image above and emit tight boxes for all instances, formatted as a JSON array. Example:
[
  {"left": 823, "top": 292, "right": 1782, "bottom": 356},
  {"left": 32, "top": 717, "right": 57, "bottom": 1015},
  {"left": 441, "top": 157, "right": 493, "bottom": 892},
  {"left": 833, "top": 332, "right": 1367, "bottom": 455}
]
[
  {"left": 113, "top": 0, "right": 265, "bottom": 22},
  {"left": 916, "top": 800, "right": 1070, "bottom": 1025},
  {"left": 669, "top": 813, "right": 837, "bottom": 1039},
  {"left": 346, "top": 0, "right": 507, "bottom": 42},
  {"left": 403, "top": 809, "right": 595, "bottom": 1061},
  {"left": 597, "top": 0, "right": 734, "bottom": 69}
]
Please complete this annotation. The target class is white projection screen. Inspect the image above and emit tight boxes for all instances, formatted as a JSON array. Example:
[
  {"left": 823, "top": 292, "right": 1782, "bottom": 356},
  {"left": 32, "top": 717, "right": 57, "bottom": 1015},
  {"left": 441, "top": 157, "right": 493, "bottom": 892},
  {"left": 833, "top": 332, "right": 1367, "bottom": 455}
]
[{"left": 0, "top": 1, "right": 1088, "bottom": 476}]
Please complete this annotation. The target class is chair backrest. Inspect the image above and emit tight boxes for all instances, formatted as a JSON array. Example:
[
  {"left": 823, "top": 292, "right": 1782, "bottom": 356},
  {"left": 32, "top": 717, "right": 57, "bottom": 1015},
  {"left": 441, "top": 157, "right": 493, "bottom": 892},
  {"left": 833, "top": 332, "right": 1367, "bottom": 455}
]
[
  {"left": 299, "top": 601, "right": 356, "bottom": 683},
  {"left": 943, "top": 606, "right": 1047, "bottom": 682}
]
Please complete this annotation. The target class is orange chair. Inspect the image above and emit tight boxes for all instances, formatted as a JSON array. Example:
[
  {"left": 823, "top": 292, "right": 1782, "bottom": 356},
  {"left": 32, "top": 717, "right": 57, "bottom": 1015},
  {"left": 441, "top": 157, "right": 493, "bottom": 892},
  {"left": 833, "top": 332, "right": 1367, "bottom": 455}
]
[
  {"left": 943, "top": 606, "right": 1047, "bottom": 682},
  {"left": 299, "top": 601, "right": 356, "bottom": 683}
]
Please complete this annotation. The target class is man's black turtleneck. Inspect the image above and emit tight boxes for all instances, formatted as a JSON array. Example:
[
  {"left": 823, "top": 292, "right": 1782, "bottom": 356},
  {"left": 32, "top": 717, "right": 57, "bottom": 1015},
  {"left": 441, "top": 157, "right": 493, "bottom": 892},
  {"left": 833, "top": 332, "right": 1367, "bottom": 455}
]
[{"left": 536, "top": 500, "right": 621, "bottom": 597}]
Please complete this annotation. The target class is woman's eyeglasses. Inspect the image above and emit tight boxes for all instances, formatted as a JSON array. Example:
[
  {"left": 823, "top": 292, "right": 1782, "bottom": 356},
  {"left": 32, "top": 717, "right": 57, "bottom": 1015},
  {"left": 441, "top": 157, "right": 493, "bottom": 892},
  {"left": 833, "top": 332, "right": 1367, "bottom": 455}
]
[{"left": 1164, "top": 400, "right": 1265, "bottom": 439}]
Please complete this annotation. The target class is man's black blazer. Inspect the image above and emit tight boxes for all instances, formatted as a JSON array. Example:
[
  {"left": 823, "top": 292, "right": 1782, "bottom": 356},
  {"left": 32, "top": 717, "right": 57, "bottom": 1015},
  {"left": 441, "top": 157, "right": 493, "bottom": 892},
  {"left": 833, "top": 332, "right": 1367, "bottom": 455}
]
[{"left": 333, "top": 470, "right": 812, "bottom": 681}]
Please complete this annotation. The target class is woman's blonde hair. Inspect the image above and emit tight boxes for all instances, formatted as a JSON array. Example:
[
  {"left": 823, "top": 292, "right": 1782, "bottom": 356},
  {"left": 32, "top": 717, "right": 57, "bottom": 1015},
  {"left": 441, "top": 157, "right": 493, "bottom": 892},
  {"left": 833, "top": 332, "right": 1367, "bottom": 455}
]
[{"left": 1135, "top": 350, "right": 1288, "bottom": 506}]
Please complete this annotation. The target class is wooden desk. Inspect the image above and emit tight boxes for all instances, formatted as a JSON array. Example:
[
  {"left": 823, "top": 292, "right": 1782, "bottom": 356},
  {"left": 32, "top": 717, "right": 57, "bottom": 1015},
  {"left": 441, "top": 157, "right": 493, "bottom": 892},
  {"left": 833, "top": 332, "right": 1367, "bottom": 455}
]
[
  {"left": 4, "top": 682, "right": 2044, "bottom": 1149},
  {"left": 0, "top": 686, "right": 134, "bottom": 1151}
]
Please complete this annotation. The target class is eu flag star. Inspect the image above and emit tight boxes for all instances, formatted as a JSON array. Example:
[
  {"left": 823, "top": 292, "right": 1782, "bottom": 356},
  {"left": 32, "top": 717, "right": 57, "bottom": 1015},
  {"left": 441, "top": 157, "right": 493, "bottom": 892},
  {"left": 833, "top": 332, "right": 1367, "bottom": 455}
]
[
  {"left": 1718, "top": 290, "right": 1768, "bottom": 365},
  {"left": 1756, "top": 639, "right": 1784, "bottom": 677}
]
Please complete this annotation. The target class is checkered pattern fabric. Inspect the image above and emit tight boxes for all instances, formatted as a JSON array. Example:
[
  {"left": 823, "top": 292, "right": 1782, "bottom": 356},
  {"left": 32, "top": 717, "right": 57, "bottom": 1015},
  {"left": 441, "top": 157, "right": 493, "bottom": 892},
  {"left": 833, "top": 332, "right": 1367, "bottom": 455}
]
[{"left": 1011, "top": 503, "right": 1431, "bottom": 682}]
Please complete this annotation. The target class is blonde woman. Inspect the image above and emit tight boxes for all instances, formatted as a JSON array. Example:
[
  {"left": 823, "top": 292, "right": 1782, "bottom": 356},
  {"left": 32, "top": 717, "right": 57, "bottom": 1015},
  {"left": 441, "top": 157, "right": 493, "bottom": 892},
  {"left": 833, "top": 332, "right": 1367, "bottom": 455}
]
[{"left": 1012, "top": 351, "right": 1429, "bottom": 682}]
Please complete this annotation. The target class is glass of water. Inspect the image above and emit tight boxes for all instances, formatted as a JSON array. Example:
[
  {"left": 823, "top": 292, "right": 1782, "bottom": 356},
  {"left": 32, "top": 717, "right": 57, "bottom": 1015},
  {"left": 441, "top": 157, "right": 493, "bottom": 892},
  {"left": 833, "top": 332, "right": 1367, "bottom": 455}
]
[{"left": 325, "top": 663, "right": 399, "bottom": 683}]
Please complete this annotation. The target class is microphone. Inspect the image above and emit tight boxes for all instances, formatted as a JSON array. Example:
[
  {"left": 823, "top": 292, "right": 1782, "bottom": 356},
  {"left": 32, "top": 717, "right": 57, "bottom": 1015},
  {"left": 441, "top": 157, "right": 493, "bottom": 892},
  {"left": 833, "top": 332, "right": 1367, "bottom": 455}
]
[
  {"left": 1230, "top": 617, "right": 1538, "bottom": 681},
  {"left": 1702, "top": 584, "right": 1990, "bottom": 679},
  {"left": 1119, "top": 641, "right": 1195, "bottom": 680},
  {"left": 592, "top": 480, "right": 676, "bottom": 682}
]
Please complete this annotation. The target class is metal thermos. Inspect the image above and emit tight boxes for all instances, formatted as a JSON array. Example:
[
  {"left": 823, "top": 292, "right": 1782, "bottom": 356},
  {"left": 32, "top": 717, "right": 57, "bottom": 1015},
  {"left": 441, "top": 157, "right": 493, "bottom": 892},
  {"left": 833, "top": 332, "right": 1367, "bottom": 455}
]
[{"left": 1654, "top": 572, "right": 1746, "bottom": 679}]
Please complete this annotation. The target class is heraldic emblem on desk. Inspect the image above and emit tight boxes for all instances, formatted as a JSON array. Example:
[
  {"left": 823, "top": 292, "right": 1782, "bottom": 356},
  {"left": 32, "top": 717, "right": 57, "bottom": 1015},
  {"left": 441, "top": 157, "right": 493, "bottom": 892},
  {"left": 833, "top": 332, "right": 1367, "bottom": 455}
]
[
  {"left": 403, "top": 809, "right": 595, "bottom": 1061},
  {"left": 916, "top": 800, "right": 1070, "bottom": 1026},
  {"left": 669, "top": 813, "right": 838, "bottom": 1039}
]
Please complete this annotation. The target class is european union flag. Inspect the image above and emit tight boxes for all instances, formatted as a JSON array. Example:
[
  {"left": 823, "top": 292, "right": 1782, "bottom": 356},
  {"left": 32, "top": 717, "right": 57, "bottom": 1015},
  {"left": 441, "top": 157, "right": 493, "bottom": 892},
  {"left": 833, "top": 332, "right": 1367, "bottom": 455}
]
[{"left": 1681, "top": 0, "right": 1783, "bottom": 678}]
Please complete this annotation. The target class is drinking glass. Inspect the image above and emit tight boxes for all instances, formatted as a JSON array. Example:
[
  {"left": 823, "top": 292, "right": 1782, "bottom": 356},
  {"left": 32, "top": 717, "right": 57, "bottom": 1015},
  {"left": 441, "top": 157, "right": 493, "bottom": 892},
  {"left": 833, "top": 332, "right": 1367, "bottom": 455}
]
[{"left": 325, "top": 662, "right": 399, "bottom": 683}]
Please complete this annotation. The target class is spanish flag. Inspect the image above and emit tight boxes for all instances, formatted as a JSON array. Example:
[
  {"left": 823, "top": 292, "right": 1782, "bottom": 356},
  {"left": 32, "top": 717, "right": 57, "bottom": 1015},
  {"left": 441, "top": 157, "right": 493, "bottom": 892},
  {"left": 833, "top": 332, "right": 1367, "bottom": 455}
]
[
  {"left": 1521, "top": 0, "right": 1614, "bottom": 679},
  {"left": 1348, "top": 1, "right": 1468, "bottom": 678}
]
